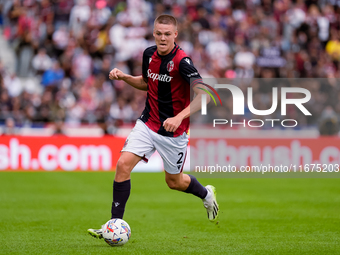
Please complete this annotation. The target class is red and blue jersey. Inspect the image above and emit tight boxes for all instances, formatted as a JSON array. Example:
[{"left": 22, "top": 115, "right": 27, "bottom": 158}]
[{"left": 140, "top": 43, "right": 202, "bottom": 137}]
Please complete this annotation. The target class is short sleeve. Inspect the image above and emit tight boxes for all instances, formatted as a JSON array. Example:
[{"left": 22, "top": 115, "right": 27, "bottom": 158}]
[
  {"left": 142, "top": 50, "right": 149, "bottom": 81},
  {"left": 142, "top": 46, "right": 157, "bottom": 82},
  {"left": 179, "top": 57, "right": 202, "bottom": 86}
]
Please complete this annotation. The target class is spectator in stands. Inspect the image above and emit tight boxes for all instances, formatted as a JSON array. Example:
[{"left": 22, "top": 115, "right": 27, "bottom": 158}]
[
  {"left": 41, "top": 60, "right": 64, "bottom": 89},
  {"left": 52, "top": 25, "right": 69, "bottom": 56},
  {"left": 69, "top": 0, "right": 91, "bottom": 37},
  {"left": 2, "top": 117, "right": 18, "bottom": 135},
  {"left": 110, "top": 97, "right": 134, "bottom": 123},
  {"left": 72, "top": 48, "right": 92, "bottom": 80},
  {"left": 3, "top": 72, "right": 22, "bottom": 98},
  {"left": 15, "top": 31, "right": 36, "bottom": 77},
  {"left": 319, "top": 106, "right": 340, "bottom": 136},
  {"left": 53, "top": 119, "right": 65, "bottom": 135},
  {"left": 92, "top": 0, "right": 111, "bottom": 27},
  {"left": 326, "top": 29, "right": 340, "bottom": 61},
  {"left": 32, "top": 48, "right": 52, "bottom": 76},
  {"left": 234, "top": 46, "right": 256, "bottom": 79}
]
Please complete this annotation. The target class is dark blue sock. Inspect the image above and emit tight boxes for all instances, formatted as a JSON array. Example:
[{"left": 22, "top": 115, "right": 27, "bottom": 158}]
[
  {"left": 184, "top": 175, "right": 207, "bottom": 199},
  {"left": 111, "top": 179, "right": 131, "bottom": 219}
]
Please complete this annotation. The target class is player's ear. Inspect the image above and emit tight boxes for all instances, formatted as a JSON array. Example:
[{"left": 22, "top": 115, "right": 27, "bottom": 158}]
[{"left": 174, "top": 29, "right": 178, "bottom": 38}]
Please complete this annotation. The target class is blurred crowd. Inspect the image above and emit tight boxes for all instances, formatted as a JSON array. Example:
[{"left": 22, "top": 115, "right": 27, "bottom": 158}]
[{"left": 0, "top": 0, "right": 340, "bottom": 134}]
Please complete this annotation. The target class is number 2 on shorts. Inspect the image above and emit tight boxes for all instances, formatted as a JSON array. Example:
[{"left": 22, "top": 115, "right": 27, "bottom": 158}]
[{"left": 177, "top": 152, "right": 183, "bottom": 164}]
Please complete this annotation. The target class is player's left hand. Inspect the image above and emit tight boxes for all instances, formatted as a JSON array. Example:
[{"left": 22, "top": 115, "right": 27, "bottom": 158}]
[{"left": 163, "top": 116, "right": 183, "bottom": 133}]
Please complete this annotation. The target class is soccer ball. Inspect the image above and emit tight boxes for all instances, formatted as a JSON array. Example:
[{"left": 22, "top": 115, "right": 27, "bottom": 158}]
[{"left": 102, "top": 219, "right": 131, "bottom": 246}]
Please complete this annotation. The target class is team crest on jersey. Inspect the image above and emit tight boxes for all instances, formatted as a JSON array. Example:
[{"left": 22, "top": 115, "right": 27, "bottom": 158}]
[{"left": 167, "top": 61, "right": 174, "bottom": 72}]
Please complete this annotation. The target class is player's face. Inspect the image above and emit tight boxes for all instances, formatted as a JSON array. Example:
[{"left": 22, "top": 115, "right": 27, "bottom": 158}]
[{"left": 153, "top": 23, "right": 178, "bottom": 55}]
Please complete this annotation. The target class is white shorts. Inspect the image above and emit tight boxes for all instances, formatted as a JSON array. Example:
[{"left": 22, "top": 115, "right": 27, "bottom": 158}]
[{"left": 121, "top": 120, "right": 189, "bottom": 174}]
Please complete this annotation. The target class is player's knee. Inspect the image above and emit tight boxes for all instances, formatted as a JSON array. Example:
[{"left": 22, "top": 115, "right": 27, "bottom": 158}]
[{"left": 116, "top": 158, "right": 131, "bottom": 176}]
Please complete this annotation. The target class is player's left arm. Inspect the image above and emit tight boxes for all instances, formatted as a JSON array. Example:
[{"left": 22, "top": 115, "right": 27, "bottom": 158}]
[
  {"left": 163, "top": 84, "right": 210, "bottom": 132},
  {"left": 163, "top": 57, "right": 210, "bottom": 133}
]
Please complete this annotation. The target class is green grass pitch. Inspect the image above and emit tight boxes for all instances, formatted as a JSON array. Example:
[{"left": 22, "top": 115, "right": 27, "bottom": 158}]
[{"left": 0, "top": 172, "right": 339, "bottom": 255}]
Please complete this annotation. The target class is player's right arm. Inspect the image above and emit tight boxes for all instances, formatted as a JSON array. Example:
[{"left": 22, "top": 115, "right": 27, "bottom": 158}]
[{"left": 109, "top": 68, "right": 147, "bottom": 91}]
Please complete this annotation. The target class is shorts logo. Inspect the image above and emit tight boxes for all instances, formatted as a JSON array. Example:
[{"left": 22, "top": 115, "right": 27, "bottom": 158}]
[
  {"left": 123, "top": 139, "right": 129, "bottom": 149},
  {"left": 167, "top": 61, "right": 174, "bottom": 72}
]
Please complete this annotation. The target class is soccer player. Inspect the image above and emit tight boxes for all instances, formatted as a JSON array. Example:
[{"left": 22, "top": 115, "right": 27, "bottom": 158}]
[{"left": 88, "top": 14, "right": 219, "bottom": 239}]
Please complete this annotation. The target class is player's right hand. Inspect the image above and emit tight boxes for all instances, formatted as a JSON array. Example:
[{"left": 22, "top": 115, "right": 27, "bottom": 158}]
[{"left": 109, "top": 68, "right": 125, "bottom": 80}]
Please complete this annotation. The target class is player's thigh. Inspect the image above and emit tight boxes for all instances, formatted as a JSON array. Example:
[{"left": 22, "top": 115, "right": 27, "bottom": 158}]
[
  {"left": 121, "top": 120, "right": 156, "bottom": 163},
  {"left": 153, "top": 132, "right": 188, "bottom": 175}
]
